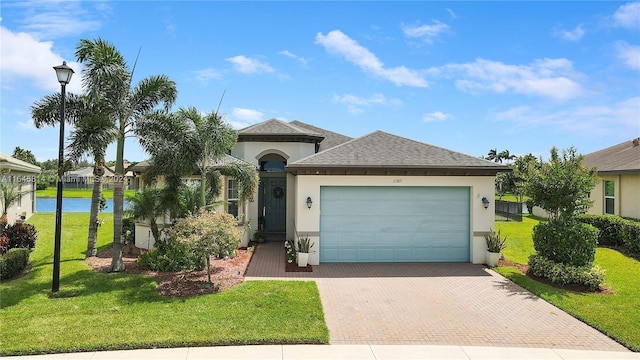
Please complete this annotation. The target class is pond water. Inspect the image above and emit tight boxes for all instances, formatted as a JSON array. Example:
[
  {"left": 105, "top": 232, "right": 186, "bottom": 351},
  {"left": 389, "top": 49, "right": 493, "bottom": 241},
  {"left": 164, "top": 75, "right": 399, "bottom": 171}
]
[{"left": 36, "top": 198, "right": 122, "bottom": 213}]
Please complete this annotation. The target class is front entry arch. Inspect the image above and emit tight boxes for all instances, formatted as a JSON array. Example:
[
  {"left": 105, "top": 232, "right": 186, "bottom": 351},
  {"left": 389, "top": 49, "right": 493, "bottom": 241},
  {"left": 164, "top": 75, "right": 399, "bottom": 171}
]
[{"left": 258, "top": 154, "right": 287, "bottom": 235}]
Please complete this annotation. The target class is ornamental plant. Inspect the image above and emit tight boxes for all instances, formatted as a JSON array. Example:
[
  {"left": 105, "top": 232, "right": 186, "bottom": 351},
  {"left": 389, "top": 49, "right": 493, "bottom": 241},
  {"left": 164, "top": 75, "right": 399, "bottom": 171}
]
[
  {"left": 484, "top": 229, "right": 506, "bottom": 253},
  {"left": 284, "top": 239, "right": 297, "bottom": 264}
]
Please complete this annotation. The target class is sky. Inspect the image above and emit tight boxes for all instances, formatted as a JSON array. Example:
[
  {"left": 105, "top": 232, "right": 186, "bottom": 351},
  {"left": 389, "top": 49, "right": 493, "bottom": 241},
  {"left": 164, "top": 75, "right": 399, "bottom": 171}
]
[{"left": 1, "top": 1, "right": 639, "bottom": 164}]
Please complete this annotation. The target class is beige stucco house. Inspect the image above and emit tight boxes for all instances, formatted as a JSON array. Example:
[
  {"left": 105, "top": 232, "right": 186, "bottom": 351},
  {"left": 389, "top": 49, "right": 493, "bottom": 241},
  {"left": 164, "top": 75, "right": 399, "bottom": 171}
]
[
  {"left": 582, "top": 138, "right": 640, "bottom": 219},
  {"left": 133, "top": 119, "right": 509, "bottom": 265},
  {"left": 0, "top": 153, "right": 41, "bottom": 223}
]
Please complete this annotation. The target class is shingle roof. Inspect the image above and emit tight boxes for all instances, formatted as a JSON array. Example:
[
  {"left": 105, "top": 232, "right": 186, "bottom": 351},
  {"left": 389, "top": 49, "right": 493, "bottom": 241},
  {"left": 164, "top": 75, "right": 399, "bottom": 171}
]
[
  {"left": 582, "top": 138, "right": 640, "bottom": 174},
  {"left": 287, "top": 131, "right": 509, "bottom": 175},
  {"left": 289, "top": 120, "right": 353, "bottom": 152},
  {"left": 0, "top": 153, "right": 41, "bottom": 173},
  {"left": 129, "top": 154, "right": 251, "bottom": 174},
  {"left": 238, "top": 118, "right": 321, "bottom": 137}
]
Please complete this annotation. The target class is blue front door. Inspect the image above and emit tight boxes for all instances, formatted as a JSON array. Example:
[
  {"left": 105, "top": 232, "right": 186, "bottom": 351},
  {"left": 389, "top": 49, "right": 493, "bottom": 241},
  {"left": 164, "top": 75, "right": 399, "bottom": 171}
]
[{"left": 261, "top": 177, "right": 286, "bottom": 233}]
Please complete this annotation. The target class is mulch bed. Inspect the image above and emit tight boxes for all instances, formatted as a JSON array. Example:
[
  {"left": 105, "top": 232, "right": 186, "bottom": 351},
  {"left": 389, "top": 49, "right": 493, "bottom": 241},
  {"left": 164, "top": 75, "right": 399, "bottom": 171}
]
[
  {"left": 86, "top": 245, "right": 254, "bottom": 298},
  {"left": 497, "top": 258, "right": 613, "bottom": 295}
]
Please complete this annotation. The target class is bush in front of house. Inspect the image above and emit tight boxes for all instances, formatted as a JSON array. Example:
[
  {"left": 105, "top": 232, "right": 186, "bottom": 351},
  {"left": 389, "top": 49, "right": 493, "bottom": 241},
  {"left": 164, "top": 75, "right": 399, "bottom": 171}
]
[
  {"left": 528, "top": 254, "right": 605, "bottom": 290},
  {"left": 532, "top": 219, "right": 598, "bottom": 267},
  {"left": 621, "top": 220, "right": 640, "bottom": 255},
  {"left": 0, "top": 223, "right": 38, "bottom": 255},
  {"left": 0, "top": 248, "right": 30, "bottom": 280},
  {"left": 137, "top": 236, "right": 202, "bottom": 272},
  {"left": 577, "top": 214, "right": 627, "bottom": 246}
]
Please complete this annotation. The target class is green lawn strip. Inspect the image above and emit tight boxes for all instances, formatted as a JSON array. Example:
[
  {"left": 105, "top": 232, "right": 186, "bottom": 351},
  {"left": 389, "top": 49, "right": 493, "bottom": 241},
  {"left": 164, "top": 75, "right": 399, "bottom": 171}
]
[
  {"left": 494, "top": 193, "right": 528, "bottom": 202},
  {"left": 37, "top": 188, "right": 136, "bottom": 199},
  {"left": 494, "top": 215, "right": 640, "bottom": 351},
  {"left": 0, "top": 213, "right": 328, "bottom": 356}
]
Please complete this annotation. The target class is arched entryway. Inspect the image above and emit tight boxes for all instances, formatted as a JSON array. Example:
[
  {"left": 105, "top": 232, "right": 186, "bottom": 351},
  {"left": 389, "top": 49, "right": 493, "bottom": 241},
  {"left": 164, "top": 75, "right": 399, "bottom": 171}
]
[{"left": 257, "top": 153, "right": 287, "bottom": 237}]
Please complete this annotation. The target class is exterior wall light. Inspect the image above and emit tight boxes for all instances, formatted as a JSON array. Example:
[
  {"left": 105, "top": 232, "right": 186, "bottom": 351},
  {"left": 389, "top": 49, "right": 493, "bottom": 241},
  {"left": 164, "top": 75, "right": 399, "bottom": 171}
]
[
  {"left": 482, "top": 197, "right": 490, "bottom": 209},
  {"left": 306, "top": 196, "right": 313, "bottom": 209}
]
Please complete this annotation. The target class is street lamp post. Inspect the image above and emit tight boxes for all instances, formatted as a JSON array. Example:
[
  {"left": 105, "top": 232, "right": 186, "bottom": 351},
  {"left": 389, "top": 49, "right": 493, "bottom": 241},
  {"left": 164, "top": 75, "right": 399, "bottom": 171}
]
[{"left": 52, "top": 61, "right": 74, "bottom": 293}]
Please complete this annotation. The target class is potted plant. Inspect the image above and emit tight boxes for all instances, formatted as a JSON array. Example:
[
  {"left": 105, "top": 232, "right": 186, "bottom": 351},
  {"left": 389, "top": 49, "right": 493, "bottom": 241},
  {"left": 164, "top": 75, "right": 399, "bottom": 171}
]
[
  {"left": 254, "top": 229, "right": 268, "bottom": 243},
  {"left": 484, "top": 228, "right": 506, "bottom": 267},
  {"left": 296, "top": 234, "right": 314, "bottom": 267}
]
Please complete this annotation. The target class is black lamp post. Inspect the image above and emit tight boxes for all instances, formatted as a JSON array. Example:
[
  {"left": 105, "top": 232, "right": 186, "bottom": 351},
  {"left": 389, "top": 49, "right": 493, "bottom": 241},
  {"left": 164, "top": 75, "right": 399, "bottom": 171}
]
[{"left": 52, "top": 61, "right": 74, "bottom": 293}]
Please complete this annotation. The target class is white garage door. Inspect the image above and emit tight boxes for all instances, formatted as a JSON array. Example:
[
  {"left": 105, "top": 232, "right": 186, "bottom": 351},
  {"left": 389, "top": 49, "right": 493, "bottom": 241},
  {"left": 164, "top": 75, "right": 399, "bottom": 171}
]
[{"left": 319, "top": 186, "right": 470, "bottom": 262}]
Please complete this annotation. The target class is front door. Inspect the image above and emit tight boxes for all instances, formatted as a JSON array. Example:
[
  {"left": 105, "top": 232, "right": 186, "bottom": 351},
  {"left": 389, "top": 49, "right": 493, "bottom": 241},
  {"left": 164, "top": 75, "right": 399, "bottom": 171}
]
[{"left": 260, "top": 177, "right": 286, "bottom": 233}]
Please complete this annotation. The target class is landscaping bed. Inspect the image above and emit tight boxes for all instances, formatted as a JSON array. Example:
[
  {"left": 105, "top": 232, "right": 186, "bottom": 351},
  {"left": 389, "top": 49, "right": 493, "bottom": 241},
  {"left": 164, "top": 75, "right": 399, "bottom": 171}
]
[{"left": 86, "top": 246, "right": 254, "bottom": 298}]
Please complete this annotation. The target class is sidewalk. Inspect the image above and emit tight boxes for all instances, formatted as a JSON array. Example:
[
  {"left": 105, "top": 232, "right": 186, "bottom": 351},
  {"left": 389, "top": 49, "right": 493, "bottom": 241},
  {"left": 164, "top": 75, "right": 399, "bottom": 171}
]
[{"left": 8, "top": 345, "right": 639, "bottom": 360}]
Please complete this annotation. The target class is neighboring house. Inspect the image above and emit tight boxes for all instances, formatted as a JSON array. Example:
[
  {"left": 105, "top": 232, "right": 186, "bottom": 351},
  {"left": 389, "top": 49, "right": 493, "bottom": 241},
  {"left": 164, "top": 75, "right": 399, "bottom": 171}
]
[
  {"left": 108, "top": 163, "right": 136, "bottom": 190},
  {"left": 64, "top": 166, "right": 116, "bottom": 189},
  {"left": 0, "top": 153, "right": 41, "bottom": 223},
  {"left": 582, "top": 138, "right": 640, "bottom": 219},
  {"left": 133, "top": 119, "right": 509, "bottom": 265}
]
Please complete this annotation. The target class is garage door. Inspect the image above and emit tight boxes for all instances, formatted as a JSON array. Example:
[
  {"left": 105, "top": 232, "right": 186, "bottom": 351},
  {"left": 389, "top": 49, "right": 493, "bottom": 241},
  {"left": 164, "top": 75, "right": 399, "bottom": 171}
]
[{"left": 320, "top": 186, "right": 470, "bottom": 262}]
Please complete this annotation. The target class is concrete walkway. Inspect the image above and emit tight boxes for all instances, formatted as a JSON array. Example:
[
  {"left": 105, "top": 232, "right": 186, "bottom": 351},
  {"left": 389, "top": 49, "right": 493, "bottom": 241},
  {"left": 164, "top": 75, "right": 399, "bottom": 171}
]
[
  {"left": 246, "top": 242, "right": 629, "bottom": 352},
  {"left": 9, "top": 344, "right": 638, "bottom": 360}
]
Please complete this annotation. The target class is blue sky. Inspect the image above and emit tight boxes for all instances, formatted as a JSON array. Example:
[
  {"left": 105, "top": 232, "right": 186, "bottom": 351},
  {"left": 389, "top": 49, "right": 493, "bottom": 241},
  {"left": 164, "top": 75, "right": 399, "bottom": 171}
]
[{"left": 1, "top": 1, "right": 639, "bottom": 163}]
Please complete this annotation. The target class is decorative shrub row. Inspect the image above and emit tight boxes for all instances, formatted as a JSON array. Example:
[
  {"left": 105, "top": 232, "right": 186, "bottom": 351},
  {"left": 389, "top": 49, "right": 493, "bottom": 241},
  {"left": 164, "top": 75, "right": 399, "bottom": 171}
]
[
  {"left": 0, "top": 223, "right": 38, "bottom": 255},
  {"left": 0, "top": 248, "right": 30, "bottom": 280},
  {"left": 532, "top": 220, "right": 598, "bottom": 267},
  {"left": 138, "top": 237, "right": 203, "bottom": 272},
  {"left": 528, "top": 254, "right": 605, "bottom": 290},
  {"left": 578, "top": 214, "right": 640, "bottom": 254}
]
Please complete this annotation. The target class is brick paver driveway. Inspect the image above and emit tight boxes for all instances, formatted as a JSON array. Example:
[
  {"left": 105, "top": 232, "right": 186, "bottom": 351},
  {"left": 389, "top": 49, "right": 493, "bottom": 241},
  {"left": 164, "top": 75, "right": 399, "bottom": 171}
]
[{"left": 246, "top": 243, "right": 628, "bottom": 351}]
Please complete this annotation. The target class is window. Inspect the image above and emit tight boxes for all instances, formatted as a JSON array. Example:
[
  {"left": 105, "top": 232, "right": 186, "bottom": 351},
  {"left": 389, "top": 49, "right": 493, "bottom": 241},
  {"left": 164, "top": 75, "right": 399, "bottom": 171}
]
[
  {"left": 604, "top": 180, "right": 615, "bottom": 215},
  {"left": 227, "top": 179, "right": 238, "bottom": 218},
  {"left": 260, "top": 160, "right": 286, "bottom": 172}
]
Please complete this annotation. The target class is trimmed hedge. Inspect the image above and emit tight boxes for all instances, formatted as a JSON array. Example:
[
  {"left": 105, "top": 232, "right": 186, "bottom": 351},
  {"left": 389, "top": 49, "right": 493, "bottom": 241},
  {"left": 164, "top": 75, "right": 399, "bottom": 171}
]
[
  {"left": 578, "top": 214, "right": 640, "bottom": 254},
  {"left": 0, "top": 248, "right": 30, "bottom": 280},
  {"left": 532, "top": 220, "right": 598, "bottom": 267},
  {"left": 528, "top": 254, "right": 605, "bottom": 290}
]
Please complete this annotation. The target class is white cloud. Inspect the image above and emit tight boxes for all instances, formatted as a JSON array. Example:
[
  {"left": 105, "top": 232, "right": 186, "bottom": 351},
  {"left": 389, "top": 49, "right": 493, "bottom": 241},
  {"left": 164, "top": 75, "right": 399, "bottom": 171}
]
[
  {"left": 315, "top": 30, "right": 428, "bottom": 88},
  {"left": 423, "top": 111, "right": 452, "bottom": 122},
  {"left": 193, "top": 68, "right": 222, "bottom": 84},
  {"left": 333, "top": 93, "right": 401, "bottom": 114},
  {"left": 438, "top": 58, "right": 584, "bottom": 101},
  {"left": 12, "top": 0, "right": 105, "bottom": 39},
  {"left": 493, "top": 97, "right": 640, "bottom": 135},
  {"left": 445, "top": 9, "right": 457, "bottom": 19},
  {"left": 401, "top": 21, "right": 449, "bottom": 44},
  {"left": 0, "top": 26, "right": 82, "bottom": 93},
  {"left": 615, "top": 41, "right": 640, "bottom": 70},
  {"left": 557, "top": 25, "right": 585, "bottom": 41},
  {"left": 226, "top": 55, "right": 274, "bottom": 74},
  {"left": 612, "top": 2, "right": 640, "bottom": 29},
  {"left": 227, "top": 107, "right": 265, "bottom": 129},
  {"left": 279, "top": 50, "right": 308, "bottom": 65}
]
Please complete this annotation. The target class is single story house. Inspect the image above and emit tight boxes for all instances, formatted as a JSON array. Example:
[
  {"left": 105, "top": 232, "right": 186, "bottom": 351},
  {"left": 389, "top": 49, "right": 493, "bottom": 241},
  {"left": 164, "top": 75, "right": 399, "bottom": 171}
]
[
  {"left": 0, "top": 153, "right": 41, "bottom": 223},
  {"left": 64, "top": 166, "right": 116, "bottom": 189},
  {"left": 133, "top": 119, "right": 509, "bottom": 265},
  {"left": 582, "top": 138, "right": 640, "bottom": 219}
]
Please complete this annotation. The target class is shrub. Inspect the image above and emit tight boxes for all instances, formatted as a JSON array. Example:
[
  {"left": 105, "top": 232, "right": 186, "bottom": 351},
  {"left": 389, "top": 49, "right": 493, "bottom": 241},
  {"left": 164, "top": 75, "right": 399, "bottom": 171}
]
[
  {"left": 528, "top": 254, "right": 605, "bottom": 290},
  {"left": 3, "top": 223, "right": 37, "bottom": 253},
  {"left": 0, "top": 248, "right": 30, "bottom": 280},
  {"left": 122, "top": 216, "right": 136, "bottom": 246},
  {"left": 622, "top": 220, "right": 640, "bottom": 255},
  {"left": 577, "top": 214, "right": 626, "bottom": 246},
  {"left": 137, "top": 236, "right": 200, "bottom": 272},
  {"left": 532, "top": 220, "right": 598, "bottom": 267}
]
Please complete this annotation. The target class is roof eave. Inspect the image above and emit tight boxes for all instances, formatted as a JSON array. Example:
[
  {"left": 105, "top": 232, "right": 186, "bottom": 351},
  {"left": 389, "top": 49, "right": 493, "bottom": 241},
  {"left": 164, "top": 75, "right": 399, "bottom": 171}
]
[{"left": 286, "top": 165, "right": 510, "bottom": 176}]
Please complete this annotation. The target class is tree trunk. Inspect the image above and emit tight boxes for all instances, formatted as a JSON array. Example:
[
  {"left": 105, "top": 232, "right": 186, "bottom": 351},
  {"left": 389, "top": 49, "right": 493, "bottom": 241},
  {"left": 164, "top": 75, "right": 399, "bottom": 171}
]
[
  {"left": 86, "top": 164, "right": 104, "bottom": 257},
  {"left": 108, "top": 134, "right": 126, "bottom": 272}
]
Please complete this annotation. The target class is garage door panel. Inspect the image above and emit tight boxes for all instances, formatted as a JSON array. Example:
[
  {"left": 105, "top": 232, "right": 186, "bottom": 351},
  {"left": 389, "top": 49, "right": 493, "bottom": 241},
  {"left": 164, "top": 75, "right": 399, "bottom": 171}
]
[{"left": 320, "top": 186, "right": 470, "bottom": 262}]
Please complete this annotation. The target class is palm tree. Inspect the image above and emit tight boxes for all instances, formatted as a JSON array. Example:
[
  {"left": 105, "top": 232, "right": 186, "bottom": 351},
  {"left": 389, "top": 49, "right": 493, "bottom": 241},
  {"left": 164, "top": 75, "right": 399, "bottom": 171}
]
[
  {"left": 31, "top": 91, "right": 115, "bottom": 258},
  {"left": 486, "top": 148, "right": 498, "bottom": 162},
  {"left": 125, "top": 188, "right": 165, "bottom": 246},
  {"left": 67, "top": 110, "right": 117, "bottom": 257},
  {"left": 76, "top": 38, "right": 177, "bottom": 272},
  {"left": 498, "top": 150, "right": 516, "bottom": 164},
  {"left": 136, "top": 107, "right": 258, "bottom": 212},
  {"left": 0, "top": 182, "right": 23, "bottom": 223}
]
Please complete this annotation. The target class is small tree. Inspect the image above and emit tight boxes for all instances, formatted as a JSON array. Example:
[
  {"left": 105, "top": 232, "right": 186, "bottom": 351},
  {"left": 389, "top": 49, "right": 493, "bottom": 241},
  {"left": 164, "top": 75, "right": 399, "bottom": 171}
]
[
  {"left": 125, "top": 188, "right": 166, "bottom": 246},
  {"left": 524, "top": 146, "right": 597, "bottom": 222},
  {"left": 0, "top": 182, "right": 23, "bottom": 223}
]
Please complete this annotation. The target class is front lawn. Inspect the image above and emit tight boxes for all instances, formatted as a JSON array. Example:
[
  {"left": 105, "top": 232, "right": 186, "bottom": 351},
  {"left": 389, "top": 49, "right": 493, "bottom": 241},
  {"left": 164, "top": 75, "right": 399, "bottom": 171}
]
[
  {"left": 0, "top": 213, "right": 328, "bottom": 356},
  {"left": 495, "top": 215, "right": 640, "bottom": 351}
]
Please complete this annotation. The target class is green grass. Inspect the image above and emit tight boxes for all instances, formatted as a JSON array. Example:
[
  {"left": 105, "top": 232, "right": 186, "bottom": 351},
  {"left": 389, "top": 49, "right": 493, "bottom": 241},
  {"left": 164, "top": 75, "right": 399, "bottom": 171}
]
[
  {"left": 494, "top": 215, "right": 640, "bottom": 351},
  {"left": 0, "top": 213, "right": 329, "bottom": 355},
  {"left": 495, "top": 193, "right": 528, "bottom": 202},
  {"left": 37, "top": 187, "right": 136, "bottom": 199}
]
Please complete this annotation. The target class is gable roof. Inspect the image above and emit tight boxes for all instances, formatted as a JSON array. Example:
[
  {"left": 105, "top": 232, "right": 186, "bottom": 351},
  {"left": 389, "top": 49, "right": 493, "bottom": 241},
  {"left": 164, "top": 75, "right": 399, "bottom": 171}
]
[
  {"left": 289, "top": 120, "right": 353, "bottom": 152},
  {"left": 237, "top": 118, "right": 324, "bottom": 143},
  {"left": 582, "top": 138, "right": 640, "bottom": 174},
  {"left": 0, "top": 153, "right": 41, "bottom": 174},
  {"left": 287, "top": 131, "right": 509, "bottom": 176},
  {"left": 129, "top": 154, "right": 252, "bottom": 174}
]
